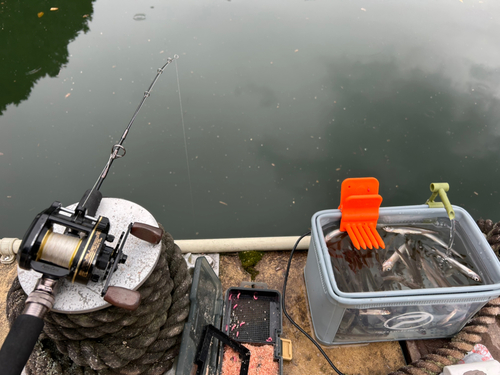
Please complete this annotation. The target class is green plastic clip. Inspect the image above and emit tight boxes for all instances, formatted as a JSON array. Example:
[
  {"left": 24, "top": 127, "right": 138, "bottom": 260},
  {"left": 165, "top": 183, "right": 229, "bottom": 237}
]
[{"left": 426, "top": 183, "right": 455, "bottom": 220}]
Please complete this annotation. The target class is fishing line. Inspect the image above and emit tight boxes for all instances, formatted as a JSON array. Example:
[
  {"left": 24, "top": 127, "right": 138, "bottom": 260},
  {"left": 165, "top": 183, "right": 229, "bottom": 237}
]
[
  {"left": 174, "top": 57, "right": 195, "bottom": 220},
  {"left": 38, "top": 229, "right": 81, "bottom": 268},
  {"left": 282, "top": 231, "right": 344, "bottom": 375}
]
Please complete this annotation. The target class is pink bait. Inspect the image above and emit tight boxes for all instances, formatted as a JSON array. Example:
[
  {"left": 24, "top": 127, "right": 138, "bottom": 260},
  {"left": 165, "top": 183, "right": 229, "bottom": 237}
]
[
  {"left": 225, "top": 325, "right": 228, "bottom": 331},
  {"left": 240, "top": 322, "right": 245, "bottom": 327},
  {"left": 229, "top": 294, "right": 232, "bottom": 301},
  {"left": 266, "top": 337, "right": 272, "bottom": 342},
  {"left": 231, "top": 324, "right": 236, "bottom": 331},
  {"left": 237, "top": 292, "right": 241, "bottom": 299},
  {"left": 233, "top": 304, "right": 238, "bottom": 309},
  {"left": 236, "top": 332, "right": 239, "bottom": 338},
  {"left": 253, "top": 294, "right": 258, "bottom": 300}
]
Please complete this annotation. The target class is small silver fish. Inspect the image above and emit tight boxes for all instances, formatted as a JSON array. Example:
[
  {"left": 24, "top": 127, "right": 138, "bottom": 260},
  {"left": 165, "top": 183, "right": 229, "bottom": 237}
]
[
  {"left": 420, "top": 256, "right": 439, "bottom": 288},
  {"left": 421, "top": 255, "right": 451, "bottom": 288},
  {"left": 383, "top": 226, "right": 438, "bottom": 235},
  {"left": 383, "top": 226, "right": 464, "bottom": 259},
  {"left": 382, "top": 243, "right": 406, "bottom": 272},
  {"left": 382, "top": 275, "right": 421, "bottom": 289},
  {"left": 324, "top": 229, "right": 342, "bottom": 243},
  {"left": 359, "top": 309, "right": 391, "bottom": 316},
  {"left": 422, "top": 232, "right": 464, "bottom": 259},
  {"left": 432, "top": 247, "right": 482, "bottom": 283},
  {"left": 440, "top": 309, "right": 458, "bottom": 325}
]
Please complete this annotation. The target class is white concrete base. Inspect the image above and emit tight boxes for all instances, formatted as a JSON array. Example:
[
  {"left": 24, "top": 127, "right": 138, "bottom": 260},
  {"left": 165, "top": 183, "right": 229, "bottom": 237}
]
[{"left": 182, "top": 252, "right": 219, "bottom": 276}]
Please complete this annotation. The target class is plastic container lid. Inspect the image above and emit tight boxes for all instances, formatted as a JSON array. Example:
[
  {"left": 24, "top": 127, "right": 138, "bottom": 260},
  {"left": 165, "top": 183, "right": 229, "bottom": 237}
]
[{"left": 176, "top": 257, "right": 223, "bottom": 375}]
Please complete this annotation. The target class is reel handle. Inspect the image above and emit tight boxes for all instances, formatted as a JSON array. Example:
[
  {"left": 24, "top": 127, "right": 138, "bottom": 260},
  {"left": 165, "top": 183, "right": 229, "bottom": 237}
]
[
  {"left": 0, "top": 314, "right": 44, "bottom": 375},
  {"left": 103, "top": 286, "right": 141, "bottom": 311},
  {"left": 131, "top": 222, "right": 164, "bottom": 244}
]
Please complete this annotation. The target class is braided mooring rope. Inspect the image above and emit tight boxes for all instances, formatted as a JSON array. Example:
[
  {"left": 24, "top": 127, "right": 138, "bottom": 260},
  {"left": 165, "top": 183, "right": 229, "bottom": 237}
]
[
  {"left": 6, "top": 224, "right": 191, "bottom": 375},
  {"left": 388, "top": 219, "right": 500, "bottom": 375}
]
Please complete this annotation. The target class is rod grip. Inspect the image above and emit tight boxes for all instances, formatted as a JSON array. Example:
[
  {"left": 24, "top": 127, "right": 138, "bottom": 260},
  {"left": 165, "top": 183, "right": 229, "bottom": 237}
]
[{"left": 0, "top": 314, "right": 44, "bottom": 375}]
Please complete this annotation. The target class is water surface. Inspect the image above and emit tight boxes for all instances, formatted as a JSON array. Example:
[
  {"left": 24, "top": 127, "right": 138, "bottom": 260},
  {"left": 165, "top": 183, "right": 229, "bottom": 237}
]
[{"left": 1, "top": 0, "right": 500, "bottom": 240}]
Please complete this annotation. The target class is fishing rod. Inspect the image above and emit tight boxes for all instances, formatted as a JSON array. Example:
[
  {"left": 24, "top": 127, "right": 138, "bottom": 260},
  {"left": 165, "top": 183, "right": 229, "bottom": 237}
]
[
  {"left": 79, "top": 54, "right": 180, "bottom": 216},
  {"left": 0, "top": 55, "right": 179, "bottom": 375}
]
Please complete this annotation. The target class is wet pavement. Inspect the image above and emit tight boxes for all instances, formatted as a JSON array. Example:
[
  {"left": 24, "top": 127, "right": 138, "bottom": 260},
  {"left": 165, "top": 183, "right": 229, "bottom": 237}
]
[{"left": 219, "top": 250, "right": 406, "bottom": 375}]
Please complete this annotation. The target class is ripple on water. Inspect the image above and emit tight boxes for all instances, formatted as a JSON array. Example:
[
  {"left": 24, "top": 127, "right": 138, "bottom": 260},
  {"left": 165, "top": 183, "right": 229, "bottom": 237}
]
[{"left": 133, "top": 13, "right": 146, "bottom": 21}]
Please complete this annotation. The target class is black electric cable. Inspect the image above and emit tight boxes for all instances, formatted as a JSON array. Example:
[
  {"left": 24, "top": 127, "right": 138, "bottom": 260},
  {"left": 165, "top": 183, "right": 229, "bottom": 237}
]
[{"left": 281, "top": 231, "right": 344, "bottom": 375}]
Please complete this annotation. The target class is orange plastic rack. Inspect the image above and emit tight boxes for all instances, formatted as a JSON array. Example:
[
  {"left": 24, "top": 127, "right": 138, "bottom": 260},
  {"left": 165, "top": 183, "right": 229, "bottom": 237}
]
[{"left": 338, "top": 177, "right": 385, "bottom": 250}]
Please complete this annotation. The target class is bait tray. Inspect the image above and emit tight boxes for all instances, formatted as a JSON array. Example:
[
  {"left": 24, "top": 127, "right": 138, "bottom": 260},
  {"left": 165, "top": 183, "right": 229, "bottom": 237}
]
[{"left": 177, "top": 257, "right": 283, "bottom": 375}]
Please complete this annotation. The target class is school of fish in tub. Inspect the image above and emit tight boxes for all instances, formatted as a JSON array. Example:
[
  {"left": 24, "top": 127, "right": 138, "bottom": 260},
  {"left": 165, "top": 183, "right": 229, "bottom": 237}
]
[{"left": 322, "top": 219, "right": 485, "bottom": 339}]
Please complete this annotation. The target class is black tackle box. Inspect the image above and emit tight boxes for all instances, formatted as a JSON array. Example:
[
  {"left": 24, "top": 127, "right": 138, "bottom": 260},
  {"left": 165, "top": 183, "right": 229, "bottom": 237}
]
[{"left": 176, "top": 257, "right": 285, "bottom": 375}]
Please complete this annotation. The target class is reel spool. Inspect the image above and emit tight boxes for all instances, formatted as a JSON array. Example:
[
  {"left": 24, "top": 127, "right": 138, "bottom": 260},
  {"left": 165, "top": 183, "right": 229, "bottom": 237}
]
[{"left": 18, "top": 201, "right": 119, "bottom": 285}]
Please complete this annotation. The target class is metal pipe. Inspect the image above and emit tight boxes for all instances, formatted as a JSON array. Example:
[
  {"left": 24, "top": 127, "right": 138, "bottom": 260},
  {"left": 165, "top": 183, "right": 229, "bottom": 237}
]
[
  {"left": 0, "top": 238, "right": 21, "bottom": 264},
  {"left": 1, "top": 235, "right": 311, "bottom": 260},
  {"left": 175, "top": 236, "right": 311, "bottom": 253}
]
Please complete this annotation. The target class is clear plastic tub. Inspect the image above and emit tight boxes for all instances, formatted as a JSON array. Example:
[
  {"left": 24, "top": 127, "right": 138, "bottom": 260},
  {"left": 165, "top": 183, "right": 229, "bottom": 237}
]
[{"left": 304, "top": 205, "right": 500, "bottom": 345}]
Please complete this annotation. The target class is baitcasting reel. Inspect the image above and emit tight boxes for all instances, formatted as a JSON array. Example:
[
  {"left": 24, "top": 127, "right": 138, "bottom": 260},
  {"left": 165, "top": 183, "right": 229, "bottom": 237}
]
[
  {"left": 19, "top": 201, "right": 119, "bottom": 285},
  {"left": 18, "top": 198, "right": 163, "bottom": 309}
]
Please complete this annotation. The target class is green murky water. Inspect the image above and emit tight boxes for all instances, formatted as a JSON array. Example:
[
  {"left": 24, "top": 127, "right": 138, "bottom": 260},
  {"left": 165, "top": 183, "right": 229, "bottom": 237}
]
[{"left": 1, "top": 0, "right": 500, "bottom": 240}]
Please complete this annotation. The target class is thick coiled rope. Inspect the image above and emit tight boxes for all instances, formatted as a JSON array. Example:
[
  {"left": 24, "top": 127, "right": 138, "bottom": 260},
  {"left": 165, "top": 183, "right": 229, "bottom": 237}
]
[
  {"left": 6, "top": 225, "right": 191, "bottom": 375},
  {"left": 388, "top": 219, "right": 500, "bottom": 375},
  {"left": 478, "top": 218, "right": 500, "bottom": 255}
]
